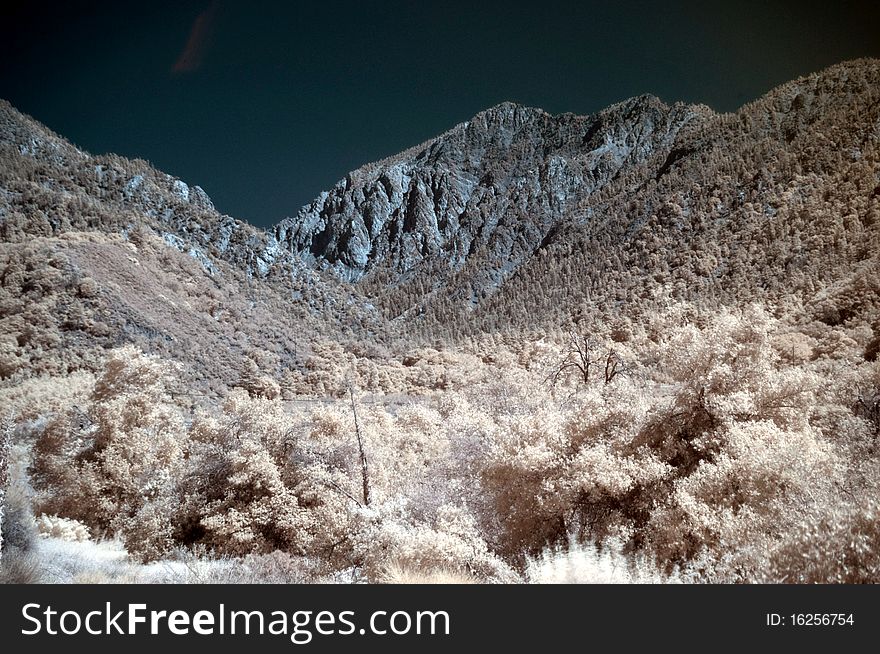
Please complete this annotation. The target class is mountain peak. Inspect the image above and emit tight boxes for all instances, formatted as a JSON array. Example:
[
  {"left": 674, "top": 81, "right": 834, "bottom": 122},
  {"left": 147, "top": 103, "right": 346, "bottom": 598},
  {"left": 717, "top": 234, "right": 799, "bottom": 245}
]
[{"left": 472, "top": 101, "right": 549, "bottom": 123}]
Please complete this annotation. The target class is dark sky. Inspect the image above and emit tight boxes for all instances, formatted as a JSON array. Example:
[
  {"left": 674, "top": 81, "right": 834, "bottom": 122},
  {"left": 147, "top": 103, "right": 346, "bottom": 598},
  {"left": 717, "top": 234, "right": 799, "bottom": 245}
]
[{"left": 1, "top": 1, "right": 878, "bottom": 228}]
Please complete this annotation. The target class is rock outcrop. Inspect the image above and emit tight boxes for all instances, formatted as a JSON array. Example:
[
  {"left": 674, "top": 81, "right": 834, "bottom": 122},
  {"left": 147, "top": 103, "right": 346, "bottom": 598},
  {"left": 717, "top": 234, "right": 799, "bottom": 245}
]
[{"left": 274, "top": 96, "right": 699, "bottom": 282}]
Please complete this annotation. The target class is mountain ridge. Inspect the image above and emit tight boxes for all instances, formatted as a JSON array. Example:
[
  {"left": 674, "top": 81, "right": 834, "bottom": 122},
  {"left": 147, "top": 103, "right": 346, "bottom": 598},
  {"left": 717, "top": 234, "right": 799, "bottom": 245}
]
[
  {"left": 274, "top": 92, "right": 700, "bottom": 284},
  {"left": 2, "top": 58, "right": 879, "bottom": 345}
]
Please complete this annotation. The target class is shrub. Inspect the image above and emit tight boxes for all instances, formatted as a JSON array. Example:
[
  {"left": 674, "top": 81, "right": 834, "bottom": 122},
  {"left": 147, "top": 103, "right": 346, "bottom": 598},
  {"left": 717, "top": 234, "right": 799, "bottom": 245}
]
[
  {"left": 349, "top": 502, "right": 517, "bottom": 583},
  {"left": 191, "top": 393, "right": 352, "bottom": 559},
  {"left": 31, "top": 346, "right": 185, "bottom": 560},
  {"left": 36, "top": 515, "right": 91, "bottom": 542},
  {"left": 765, "top": 497, "right": 880, "bottom": 583}
]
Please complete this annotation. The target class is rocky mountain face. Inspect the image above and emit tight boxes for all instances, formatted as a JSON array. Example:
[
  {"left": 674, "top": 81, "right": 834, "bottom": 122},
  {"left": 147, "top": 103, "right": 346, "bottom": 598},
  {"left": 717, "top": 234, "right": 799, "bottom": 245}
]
[{"left": 274, "top": 96, "right": 700, "bottom": 283}]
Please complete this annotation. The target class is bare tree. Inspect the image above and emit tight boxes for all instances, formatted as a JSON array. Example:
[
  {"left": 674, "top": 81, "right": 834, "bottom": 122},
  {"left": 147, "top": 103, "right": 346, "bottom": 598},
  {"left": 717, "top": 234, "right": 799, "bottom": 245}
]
[
  {"left": 349, "top": 387, "right": 372, "bottom": 506},
  {"left": 549, "top": 331, "right": 626, "bottom": 388},
  {"left": 604, "top": 349, "right": 623, "bottom": 384},
  {"left": 549, "top": 331, "right": 598, "bottom": 386}
]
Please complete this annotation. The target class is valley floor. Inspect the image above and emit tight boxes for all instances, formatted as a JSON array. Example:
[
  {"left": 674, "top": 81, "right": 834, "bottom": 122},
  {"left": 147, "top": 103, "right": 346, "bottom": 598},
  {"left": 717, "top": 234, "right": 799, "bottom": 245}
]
[{"left": 2, "top": 305, "right": 879, "bottom": 584}]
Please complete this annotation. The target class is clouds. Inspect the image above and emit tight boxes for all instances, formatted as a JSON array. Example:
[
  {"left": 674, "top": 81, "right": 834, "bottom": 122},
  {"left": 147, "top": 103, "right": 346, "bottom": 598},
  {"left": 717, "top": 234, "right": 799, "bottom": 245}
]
[{"left": 172, "top": 3, "right": 218, "bottom": 74}]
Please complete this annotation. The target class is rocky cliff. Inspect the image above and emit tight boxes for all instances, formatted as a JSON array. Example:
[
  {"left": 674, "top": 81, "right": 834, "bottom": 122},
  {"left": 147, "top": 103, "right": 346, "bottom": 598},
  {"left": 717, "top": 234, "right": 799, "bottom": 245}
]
[{"left": 274, "top": 96, "right": 700, "bottom": 282}]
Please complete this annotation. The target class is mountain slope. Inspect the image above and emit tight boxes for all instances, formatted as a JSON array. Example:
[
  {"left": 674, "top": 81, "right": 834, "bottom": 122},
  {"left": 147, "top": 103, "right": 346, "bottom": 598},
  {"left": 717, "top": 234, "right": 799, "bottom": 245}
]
[
  {"left": 0, "top": 101, "right": 385, "bottom": 390},
  {"left": 270, "top": 59, "right": 879, "bottom": 336},
  {"left": 2, "top": 58, "right": 879, "bottom": 382},
  {"left": 469, "top": 57, "right": 880, "bottom": 332}
]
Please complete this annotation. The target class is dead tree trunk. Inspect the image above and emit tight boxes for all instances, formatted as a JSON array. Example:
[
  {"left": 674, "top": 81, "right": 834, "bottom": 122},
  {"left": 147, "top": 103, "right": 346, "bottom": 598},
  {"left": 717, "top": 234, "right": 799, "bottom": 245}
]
[
  {"left": 548, "top": 331, "right": 597, "bottom": 386},
  {"left": 349, "top": 387, "right": 372, "bottom": 506},
  {"left": 604, "top": 350, "right": 619, "bottom": 384}
]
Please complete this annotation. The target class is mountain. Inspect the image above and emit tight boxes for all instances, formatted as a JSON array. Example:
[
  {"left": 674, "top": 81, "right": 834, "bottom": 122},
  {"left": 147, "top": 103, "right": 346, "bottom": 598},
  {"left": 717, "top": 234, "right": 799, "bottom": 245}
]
[
  {"left": 274, "top": 95, "right": 698, "bottom": 282},
  {"left": 1, "top": 58, "right": 879, "bottom": 379},
  {"left": 273, "top": 59, "right": 879, "bottom": 334},
  {"left": 1, "top": 97, "right": 297, "bottom": 278}
]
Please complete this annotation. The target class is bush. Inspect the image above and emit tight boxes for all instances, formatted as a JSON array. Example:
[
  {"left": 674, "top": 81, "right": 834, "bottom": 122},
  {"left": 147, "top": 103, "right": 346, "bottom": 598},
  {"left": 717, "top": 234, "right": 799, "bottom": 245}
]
[
  {"left": 36, "top": 514, "right": 91, "bottom": 542},
  {"left": 190, "top": 393, "right": 353, "bottom": 559},
  {"left": 349, "top": 502, "right": 517, "bottom": 583},
  {"left": 765, "top": 497, "right": 880, "bottom": 583},
  {"left": 1, "top": 434, "right": 41, "bottom": 583},
  {"left": 478, "top": 308, "right": 850, "bottom": 580},
  {"left": 31, "top": 346, "right": 185, "bottom": 560}
]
